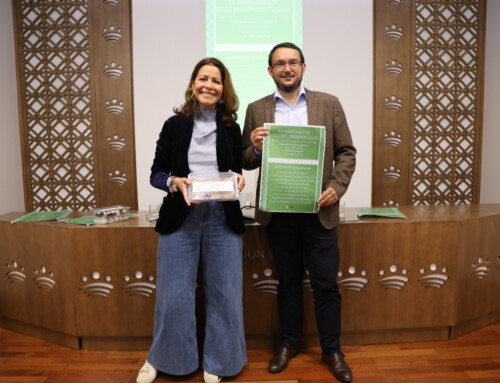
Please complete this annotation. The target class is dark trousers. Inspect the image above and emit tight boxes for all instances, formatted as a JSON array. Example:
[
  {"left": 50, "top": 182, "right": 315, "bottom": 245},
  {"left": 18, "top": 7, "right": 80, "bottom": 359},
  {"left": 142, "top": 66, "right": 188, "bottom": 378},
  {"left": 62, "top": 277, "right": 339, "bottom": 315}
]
[{"left": 267, "top": 213, "right": 342, "bottom": 354}]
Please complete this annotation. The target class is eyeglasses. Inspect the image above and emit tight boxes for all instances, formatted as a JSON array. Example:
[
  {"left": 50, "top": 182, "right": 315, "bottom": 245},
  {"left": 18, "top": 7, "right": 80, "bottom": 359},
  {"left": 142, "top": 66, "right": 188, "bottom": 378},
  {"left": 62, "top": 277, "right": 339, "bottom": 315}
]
[{"left": 271, "top": 60, "right": 303, "bottom": 72}]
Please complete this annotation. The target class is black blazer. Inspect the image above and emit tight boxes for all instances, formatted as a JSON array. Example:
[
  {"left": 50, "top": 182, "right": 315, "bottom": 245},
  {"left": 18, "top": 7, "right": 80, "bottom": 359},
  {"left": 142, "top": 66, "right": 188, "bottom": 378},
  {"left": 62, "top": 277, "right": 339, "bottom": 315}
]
[{"left": 151, "top": 113, "right": 245, "bottom": 235}]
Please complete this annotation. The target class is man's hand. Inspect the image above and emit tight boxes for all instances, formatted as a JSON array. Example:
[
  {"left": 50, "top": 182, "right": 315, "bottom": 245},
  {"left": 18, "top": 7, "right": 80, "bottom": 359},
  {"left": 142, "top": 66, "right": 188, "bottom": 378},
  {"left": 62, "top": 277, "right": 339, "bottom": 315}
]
[
  {"left": 317, "top": 187, "right": 339, "bottom": 207},
  {"left": 250, "top": 126, "right": 269, "bottom": 153}
]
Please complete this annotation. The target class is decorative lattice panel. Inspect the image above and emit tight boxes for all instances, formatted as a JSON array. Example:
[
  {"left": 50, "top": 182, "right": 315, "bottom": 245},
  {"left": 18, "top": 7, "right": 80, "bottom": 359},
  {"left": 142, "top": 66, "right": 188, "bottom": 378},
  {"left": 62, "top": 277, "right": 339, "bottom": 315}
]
[
  {"left": 373, "top": 0, "right": 485, "bottom": 206},
  {"left": 412, "top": 0, "right": 483, "bottom": 205},
  {"left": 14, "top": 1, "right": 96, "bottom": 211},
  {"left": 12, "top": 0, "right": 137, "bottom": 211}
]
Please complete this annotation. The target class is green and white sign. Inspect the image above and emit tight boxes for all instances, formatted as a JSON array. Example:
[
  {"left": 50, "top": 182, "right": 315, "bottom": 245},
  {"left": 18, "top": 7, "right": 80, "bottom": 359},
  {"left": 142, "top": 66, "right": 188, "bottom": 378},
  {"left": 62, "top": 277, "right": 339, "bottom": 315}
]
[
  {"left": 206, "top": 0, "right": 303, "bottom": 125},
  {"left": 260, "top": 123, "right": 325, "bottom": 213}
]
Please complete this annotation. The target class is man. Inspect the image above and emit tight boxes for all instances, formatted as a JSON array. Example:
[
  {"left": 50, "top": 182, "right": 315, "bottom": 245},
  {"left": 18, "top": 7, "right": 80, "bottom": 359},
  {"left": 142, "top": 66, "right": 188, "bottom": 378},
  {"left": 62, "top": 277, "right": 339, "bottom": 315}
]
[{"left": 241, "top": 42, "right": 356, "bottom": 382}]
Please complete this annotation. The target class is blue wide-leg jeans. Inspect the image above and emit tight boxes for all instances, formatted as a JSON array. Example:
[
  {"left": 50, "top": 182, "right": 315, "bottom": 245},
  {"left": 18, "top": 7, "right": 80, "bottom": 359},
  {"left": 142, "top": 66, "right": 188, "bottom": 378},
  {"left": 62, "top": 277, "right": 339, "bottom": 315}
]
[{"left": 147, "top": 202, "right": 246, "bottom": 376}]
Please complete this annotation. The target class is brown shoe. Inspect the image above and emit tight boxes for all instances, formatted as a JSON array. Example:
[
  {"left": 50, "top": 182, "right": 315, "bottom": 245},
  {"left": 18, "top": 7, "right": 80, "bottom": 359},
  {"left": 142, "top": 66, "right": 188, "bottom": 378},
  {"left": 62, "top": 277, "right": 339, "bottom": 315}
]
[
  {"left": 268, "top": 343, "right": 300, "bottom": 373},
  {"left": 321, "top": 352, "right": 352, "bottom": 382}
]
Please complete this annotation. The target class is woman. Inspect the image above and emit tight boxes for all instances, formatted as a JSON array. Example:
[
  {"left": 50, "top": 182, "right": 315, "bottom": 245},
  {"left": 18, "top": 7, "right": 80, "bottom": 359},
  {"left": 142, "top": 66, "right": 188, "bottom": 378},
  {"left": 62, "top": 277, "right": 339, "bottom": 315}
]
[{"left": 137, "top": 58, "right": 246, "bottom": 383}]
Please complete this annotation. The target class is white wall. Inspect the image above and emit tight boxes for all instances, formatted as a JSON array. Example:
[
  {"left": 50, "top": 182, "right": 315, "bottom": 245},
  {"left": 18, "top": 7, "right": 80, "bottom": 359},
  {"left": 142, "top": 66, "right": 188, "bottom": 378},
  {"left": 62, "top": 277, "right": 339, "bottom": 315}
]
[
  {"left": 303, "top": 0, "right": 372, "bottom": 208},
  {"left": 0, "top": 1, "right": 24, "bottom": 214},
  {"left": 480, "top": 0, "right": 500, "bottom": 203},
  {"left": 133, "top": 0, "right": 206, "bottom": 209}
]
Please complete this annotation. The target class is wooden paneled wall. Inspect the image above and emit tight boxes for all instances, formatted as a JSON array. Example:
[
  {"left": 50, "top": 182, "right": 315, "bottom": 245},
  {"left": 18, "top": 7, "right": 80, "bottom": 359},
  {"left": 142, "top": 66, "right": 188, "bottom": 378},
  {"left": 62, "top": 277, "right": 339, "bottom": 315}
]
[
  {"left": 11, "top": 0, "right": 137, "bottom": 211},
  {"left": 373, "top": 0, "right": 486, "bottom": 206}
]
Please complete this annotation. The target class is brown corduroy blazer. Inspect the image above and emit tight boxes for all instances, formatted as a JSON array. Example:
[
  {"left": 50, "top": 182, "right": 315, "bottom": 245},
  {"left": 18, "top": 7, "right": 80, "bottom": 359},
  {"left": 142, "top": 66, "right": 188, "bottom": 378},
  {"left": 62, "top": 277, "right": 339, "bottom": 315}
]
[{"left": 241, "top": 88, "right": 356, "bottom": 229}]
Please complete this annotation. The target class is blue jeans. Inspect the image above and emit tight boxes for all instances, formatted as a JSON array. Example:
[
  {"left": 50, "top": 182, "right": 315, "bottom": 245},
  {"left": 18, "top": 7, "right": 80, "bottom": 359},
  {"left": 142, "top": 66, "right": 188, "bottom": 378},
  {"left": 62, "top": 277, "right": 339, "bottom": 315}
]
[{"left": 148, "top": 202, "right": 246, "bottom": 376}]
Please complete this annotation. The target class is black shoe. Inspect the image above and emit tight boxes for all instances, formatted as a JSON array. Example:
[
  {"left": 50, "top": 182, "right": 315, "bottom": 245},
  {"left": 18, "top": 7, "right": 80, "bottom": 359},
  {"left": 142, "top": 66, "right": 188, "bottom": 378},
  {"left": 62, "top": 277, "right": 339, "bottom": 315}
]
[
  {"left": 268, "top": 343, "right": 300, "bottom": 373},
  {"left": 321, "top": 352, "right": 352, "bottom": 382}
]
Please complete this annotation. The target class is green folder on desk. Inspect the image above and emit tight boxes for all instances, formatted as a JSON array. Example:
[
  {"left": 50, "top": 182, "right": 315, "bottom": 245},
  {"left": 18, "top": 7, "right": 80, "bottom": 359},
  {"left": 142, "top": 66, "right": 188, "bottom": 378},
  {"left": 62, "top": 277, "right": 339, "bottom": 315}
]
[
  {"left": 11, "top": 210, "right": 72, "bottom": 223},
  {"left": 354, "top": 207, "right": 407, "bottom": 219},
  {"left": 59, "top": 216, "right": 98, "bottom": 225}
]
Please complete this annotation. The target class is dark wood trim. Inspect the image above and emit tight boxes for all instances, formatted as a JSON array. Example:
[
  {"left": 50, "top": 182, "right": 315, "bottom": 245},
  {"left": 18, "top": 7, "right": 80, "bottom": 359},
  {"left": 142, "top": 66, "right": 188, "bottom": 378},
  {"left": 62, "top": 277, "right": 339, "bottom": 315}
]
[{"left": 1, "top": 316, "right": 80, "bottom": 350}]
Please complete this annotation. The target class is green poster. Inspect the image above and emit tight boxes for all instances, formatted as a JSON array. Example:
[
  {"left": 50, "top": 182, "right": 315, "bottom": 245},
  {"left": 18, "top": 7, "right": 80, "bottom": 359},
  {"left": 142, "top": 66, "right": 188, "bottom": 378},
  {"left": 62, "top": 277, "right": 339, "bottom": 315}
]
[
  {"left": 260, "top": 123, "right": 325, "bottom": 213},
  {"left": 206, "top": 0, "right": 303, "bottom": 126}
]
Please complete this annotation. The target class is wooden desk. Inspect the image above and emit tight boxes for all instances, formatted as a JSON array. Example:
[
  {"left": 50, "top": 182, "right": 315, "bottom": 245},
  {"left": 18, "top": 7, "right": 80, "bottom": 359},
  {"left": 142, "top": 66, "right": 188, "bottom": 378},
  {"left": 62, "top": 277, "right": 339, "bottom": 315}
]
[{"left": 1, "top": 205, "right": 499, "bottom": 350}]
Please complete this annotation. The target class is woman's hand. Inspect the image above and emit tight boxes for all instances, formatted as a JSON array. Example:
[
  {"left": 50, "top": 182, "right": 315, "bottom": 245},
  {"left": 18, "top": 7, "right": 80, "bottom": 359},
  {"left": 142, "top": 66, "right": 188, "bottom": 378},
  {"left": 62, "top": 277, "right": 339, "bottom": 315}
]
[
  {"left": 172, "top": 177, "right": 198, "bottom": 206},
  {"left": 228, "top": 170, "right": 245, "bottom": 193}
]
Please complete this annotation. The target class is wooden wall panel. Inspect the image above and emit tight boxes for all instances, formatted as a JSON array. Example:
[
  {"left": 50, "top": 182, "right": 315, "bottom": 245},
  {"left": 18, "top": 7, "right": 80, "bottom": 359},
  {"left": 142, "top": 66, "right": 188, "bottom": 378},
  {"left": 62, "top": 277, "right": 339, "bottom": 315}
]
[
  {"left": 89, "top": 0, "right": 137, "bottom": 208},
  {"left": 373, "top": 0, "right": 486, "bottom": 206},
  {"left": 410, "top": 0, "right": 486, "bottom": 204},
  {"left": 373, "top": 0, "right": 413, "bottom": 206},
  {"left": 12, "top": 0, "right": 137, "bottom": 211},
  {"left": 70, "top": 225, "right": 157, "bottom": 339},
  {"left": 0, "top": 222, "right": 78, "bottom": 341}
]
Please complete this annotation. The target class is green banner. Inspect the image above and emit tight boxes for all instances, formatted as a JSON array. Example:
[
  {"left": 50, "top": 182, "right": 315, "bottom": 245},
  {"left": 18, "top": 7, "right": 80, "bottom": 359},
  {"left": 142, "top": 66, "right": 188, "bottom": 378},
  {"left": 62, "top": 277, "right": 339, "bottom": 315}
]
[
  {"left": 206, "top": 0, "right": 303, "bottom": 126},
  {"left": 260, "top": 124, "right": 325, "bottom": 213}
]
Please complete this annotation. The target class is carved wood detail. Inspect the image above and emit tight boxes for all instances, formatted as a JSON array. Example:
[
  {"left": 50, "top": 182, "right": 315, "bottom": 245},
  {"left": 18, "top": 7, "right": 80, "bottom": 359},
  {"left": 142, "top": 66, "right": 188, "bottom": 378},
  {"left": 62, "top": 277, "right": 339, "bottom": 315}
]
[
  {"left": 12, "top": 0, "right": 137, "bottom": 211},
  {"left": 373, "top": 0, "right": 485, "bottom": 206}
]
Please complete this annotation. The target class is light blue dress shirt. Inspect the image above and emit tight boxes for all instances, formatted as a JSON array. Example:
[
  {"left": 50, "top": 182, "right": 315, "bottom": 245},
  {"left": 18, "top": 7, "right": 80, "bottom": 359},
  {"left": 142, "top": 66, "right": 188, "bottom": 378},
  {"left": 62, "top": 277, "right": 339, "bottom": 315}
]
[
  {"left": 254, "top": 85, "right": 308, "bottom": 156},
  {"left": 274, "top": 85, "right": 308, "bottom": 125}
]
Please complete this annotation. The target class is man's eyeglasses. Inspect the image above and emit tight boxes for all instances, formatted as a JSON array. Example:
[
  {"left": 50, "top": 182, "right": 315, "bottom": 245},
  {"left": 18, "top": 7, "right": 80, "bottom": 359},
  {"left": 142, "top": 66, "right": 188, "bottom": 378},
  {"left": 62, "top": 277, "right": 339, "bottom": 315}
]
[{"left": 271, "top": 60, "right": 303, "bottom": 72}]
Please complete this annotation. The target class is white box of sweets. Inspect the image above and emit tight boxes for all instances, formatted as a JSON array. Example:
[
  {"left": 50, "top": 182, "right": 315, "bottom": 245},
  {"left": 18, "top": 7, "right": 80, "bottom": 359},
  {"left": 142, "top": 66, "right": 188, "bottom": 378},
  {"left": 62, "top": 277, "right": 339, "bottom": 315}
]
[
  {"left": 188, "top": 172, "right": 239, "bottom": 202},
  {"left": 91, "top": 205, "right": 130, "bottom": 224}
]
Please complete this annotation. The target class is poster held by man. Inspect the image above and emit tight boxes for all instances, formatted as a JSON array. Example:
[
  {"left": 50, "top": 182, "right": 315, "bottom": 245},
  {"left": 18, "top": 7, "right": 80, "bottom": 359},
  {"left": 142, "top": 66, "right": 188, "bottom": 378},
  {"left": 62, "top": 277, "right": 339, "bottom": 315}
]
[{"left": 260, "top": 123, "right": 325, "bottom": 213}]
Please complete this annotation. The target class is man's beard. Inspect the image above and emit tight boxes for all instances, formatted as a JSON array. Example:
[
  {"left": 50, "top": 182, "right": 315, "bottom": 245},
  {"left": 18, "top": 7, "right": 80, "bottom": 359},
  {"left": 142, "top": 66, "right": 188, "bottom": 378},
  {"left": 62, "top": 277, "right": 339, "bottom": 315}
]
[{"left": 274, "top": 74, "right": 302, "bottom": 93}]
